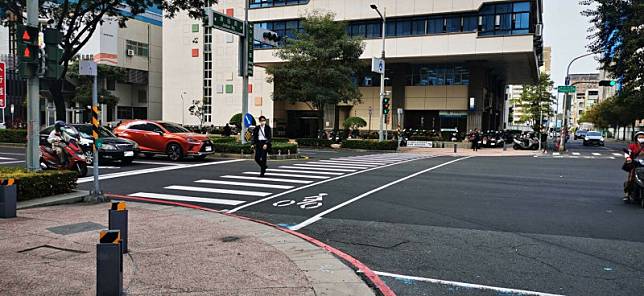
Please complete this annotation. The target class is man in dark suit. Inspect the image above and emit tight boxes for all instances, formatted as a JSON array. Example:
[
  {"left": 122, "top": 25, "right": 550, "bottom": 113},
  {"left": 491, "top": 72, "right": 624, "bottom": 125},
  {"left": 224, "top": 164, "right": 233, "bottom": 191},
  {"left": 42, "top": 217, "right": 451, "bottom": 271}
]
[{"left": 251, "top": 116, "right": 272, "bottom": 176}]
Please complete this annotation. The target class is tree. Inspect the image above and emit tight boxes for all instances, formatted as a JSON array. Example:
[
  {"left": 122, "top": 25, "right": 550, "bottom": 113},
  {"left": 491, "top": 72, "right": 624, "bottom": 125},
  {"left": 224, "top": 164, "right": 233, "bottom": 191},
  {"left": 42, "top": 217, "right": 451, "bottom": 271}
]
[
  {"left": 265, "top": 11, "right": 365, "bottom": 131},
  {"left": 188, "top": 99, "right": 205, "bottom": 129},
  {"left": 343, "top": 116, "right": 367, "bottom": 130},
  {"left": 513, "top": 73, "right": 556, "bottom": 131},
  {"left": 66, "top": 61, "right": 123, "bottom": 107},
  {"left": 1, "top": 0, "right": 213, "bottom": 120}
]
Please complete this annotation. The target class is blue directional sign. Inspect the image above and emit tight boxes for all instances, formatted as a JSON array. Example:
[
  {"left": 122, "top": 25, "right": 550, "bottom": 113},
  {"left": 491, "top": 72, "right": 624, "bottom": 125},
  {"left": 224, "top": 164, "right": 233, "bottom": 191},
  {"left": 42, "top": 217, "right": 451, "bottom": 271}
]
[{"left": 243, "top": 113, "right": 254, "bottom": 128}]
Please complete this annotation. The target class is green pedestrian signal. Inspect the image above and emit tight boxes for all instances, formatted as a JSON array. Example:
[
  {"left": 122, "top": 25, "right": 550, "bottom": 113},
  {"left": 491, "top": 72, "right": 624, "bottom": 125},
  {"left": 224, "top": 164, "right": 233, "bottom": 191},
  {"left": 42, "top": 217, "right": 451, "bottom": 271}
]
[{"left": 382, "top": 97, "right": 390, "bottom": 115}]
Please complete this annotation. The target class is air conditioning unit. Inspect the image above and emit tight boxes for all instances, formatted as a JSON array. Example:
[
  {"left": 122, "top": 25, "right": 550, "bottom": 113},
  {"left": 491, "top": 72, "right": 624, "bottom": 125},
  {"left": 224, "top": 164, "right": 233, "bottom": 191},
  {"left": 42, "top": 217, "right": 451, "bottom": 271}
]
[{"left": 126, "top": 49, "right": 135, "bottom": 56}]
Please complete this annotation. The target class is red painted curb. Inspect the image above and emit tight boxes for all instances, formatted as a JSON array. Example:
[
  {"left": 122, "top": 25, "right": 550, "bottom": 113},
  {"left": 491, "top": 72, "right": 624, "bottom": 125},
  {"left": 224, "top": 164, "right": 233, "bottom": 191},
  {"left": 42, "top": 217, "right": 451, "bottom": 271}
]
[{"left": 106, "top": 193, "right": 396, "bottom": 296}]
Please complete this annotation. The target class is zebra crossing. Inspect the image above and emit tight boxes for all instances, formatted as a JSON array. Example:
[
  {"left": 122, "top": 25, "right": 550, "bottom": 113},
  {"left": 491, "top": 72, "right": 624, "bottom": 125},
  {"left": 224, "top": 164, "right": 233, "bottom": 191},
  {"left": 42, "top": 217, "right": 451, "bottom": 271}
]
[
  {"left": 0, "top": 154, "right": 26, "bottom": 165},
  {"left": 538, "top": 151, "right": 624, "bottom": 159},
  {"left": 127, "top": 153, "right": 427, "bottom": 209}
]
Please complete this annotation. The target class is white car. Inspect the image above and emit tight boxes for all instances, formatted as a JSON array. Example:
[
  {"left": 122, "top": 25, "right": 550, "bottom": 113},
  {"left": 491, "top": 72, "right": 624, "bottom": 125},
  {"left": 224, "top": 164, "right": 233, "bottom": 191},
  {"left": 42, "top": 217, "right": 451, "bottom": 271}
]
[{"left": 583, "top": 131, "right": 605, "bottom": 146}]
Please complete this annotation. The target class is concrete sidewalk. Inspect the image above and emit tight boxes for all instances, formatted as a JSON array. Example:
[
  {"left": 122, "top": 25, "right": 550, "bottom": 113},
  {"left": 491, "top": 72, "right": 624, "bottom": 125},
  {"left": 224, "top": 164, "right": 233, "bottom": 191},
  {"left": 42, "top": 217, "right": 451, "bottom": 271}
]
[
  {"left": 400, "top": 147, "right": 541, "bottom": 157},
  {"left": 0, "top": 202, "right": 376, "bottom": 296}
]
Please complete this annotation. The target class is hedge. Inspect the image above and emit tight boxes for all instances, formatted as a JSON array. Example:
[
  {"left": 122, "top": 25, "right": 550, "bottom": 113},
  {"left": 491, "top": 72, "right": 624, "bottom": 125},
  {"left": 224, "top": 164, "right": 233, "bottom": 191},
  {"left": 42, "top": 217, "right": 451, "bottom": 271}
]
[
  {"left": 0, "top": 129, "right": 28, "bottom": 143},
  {"left": 296, "top": 138, "right": 334, "bottom": 147},
  {"left": 208, "top": 136, "right": 237, "bottom": 144},
  {"left": 341, "top": 140, "right": 398, "bottom": 150},
  {"left": 212, "top": 141, "right": 298, "bottom": 154},
  {"left": 0, "top": 167, "right": 78, "bottom": 201}
]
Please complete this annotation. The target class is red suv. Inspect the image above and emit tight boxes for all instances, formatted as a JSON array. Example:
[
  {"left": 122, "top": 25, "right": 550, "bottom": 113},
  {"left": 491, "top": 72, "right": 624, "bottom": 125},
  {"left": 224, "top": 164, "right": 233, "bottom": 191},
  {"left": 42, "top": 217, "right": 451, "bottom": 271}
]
[{"left": 113, "top": 120, "right": 213, "bottom": 161}]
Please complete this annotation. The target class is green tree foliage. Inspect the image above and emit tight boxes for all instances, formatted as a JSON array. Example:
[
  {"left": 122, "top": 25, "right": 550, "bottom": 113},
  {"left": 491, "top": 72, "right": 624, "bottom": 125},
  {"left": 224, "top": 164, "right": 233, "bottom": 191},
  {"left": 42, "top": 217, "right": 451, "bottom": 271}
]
[
  {"left": 513, "top": 73, "right": 555, "bottom": 131},
  {"left": 265, "top": 12, "right": 365, "bottom": 129},
  {"left": 1, "top": 0, "right": 214, "bottom": 119},
  {"left": 343, "top": 116, "right": 367, "bottom": 130},
  {"left": 66, "top": 61, "right": 124, "bottom": 106}
]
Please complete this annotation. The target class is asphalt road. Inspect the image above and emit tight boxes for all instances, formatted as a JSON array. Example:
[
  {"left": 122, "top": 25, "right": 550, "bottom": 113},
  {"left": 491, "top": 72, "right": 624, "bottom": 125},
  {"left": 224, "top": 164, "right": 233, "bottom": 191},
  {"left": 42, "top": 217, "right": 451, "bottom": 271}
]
[{"left": 2, "top": 142, "right": 642, "bottom": 296}]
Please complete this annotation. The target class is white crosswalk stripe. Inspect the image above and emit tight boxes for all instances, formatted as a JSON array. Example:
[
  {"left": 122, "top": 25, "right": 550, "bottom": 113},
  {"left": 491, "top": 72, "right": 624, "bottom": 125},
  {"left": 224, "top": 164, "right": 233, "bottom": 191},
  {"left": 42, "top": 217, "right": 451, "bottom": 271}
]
[
  {"left": 290, "top": 164, "right": 358, "bottom": 171},
  {"left": 592, "top": 153, "right": 601, "bottom": 156},
  {"left": 306, "top": 161, "right": 373, "bottom": 168},
  {"left": 613, "top": 153, "right": 623, "bottom": 156},
  {"left": 317, "top": 160, "right": 379, "bottom": 166},
  {"left": 165, "top": 185, "right": 272, "bottom": 197},
  {"left": 221, "top": 175, "right": 313, "bottom": 184},
  {"left": 242, "top": 172, "right": 330, "bottom": 179},
  {"left": 572, "top": 152, "right": 580, "bottom": 156},
  {"left": 269, "top": 168, "right": 344, "bottom": 175},
  {"left": 130, "top": 192, "right": 245, "bottom": 205},
  {"left": 194, "top": 179, "right": 294, "bottom": 190}
]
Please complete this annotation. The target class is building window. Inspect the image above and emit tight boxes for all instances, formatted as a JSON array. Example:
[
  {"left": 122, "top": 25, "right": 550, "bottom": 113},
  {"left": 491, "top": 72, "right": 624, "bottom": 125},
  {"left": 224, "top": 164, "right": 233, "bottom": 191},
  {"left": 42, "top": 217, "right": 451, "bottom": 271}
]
[
  {"left": 126, "top": 40, "right": 149, "bottom": 57},
  {"left": 138, "top": 89, "right": 147, "bottom": 103},
  {"left": 479, "top": 1, "right": 531, "bottom": 36},
  {"left": 106, "top": 78, "right": 116, "bottom": 91},
  {"left": 408, "top": 64, "right": 470, "bottom": 86},
  {"left": 249, "top": 0, "right": 309, "bottom": 9},
  {"left": 117, "top": 106, "right": 147, "bottom": 120},
  {"left": 203, "top": 25, "right": 213, "bottom": 123},
  {"left": 427, "top": 17, "right": 445, "bottom": 34}
]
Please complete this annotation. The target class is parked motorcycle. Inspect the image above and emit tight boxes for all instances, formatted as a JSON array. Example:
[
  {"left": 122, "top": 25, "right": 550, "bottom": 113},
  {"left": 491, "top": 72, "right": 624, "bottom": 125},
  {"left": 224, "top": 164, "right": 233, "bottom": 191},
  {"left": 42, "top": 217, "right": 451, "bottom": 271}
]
[
  {"left": 513, "top": 132, "right": 539, "bottom": 150},
  {"left": 624, "top": 150, "right": 644, "bottom": 208},
  {"left": 40, "top": 125, "right": 91, "bottom": 177},
  {"left": 480, "top": 131, "right": 505, "bottom": 148}
]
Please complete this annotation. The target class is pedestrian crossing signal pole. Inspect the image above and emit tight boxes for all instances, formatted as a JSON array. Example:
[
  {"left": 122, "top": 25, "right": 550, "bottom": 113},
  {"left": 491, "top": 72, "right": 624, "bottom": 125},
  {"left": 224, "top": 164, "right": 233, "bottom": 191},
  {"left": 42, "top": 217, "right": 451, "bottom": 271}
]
[{"left": 80, "top": 57, "right": 103, "bottom": 201}]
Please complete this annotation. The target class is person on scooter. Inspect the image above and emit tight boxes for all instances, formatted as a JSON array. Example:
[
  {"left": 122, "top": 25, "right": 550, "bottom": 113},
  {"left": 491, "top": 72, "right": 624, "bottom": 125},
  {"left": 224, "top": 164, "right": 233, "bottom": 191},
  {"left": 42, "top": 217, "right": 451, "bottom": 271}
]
[
  {"left": 623, "top": 131, "right": 644, "bottom": 201},
  {"left": 48, "top": 121, "right": 68, "bottom": 165}
]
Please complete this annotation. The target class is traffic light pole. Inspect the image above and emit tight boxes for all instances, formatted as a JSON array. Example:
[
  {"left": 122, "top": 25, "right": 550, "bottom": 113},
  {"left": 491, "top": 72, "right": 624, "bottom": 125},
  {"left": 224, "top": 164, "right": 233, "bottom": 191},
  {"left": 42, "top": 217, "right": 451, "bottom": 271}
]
[
  {"left": 378, "top": 9, "right": 386, "bottom": 142},
  {"left": 559, "top": 52, "right": 594, "bottom": 152},
  {"left": 26, "top": 0, "right": 40, "bottom": 171}
]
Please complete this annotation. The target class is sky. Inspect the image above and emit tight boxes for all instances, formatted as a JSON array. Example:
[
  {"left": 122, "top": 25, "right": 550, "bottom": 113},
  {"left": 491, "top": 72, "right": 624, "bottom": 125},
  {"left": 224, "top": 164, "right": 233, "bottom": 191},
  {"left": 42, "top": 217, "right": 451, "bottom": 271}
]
[{"left": 543, "top": 0, "right": 601, "bottom": 87}]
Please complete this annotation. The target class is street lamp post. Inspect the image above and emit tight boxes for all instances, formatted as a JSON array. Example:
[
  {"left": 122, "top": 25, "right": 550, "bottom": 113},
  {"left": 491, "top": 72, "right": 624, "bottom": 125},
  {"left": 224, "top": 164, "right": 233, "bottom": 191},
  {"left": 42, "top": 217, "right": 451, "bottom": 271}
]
[
  {"left": 559, "top": 52, "right": 594, "bottom": 152},
  {"left": 180, "top": 91, "right": 187, "bottom": 125},
  {"left": 371, "top": 4, "right": 386, "bottom": 142}
]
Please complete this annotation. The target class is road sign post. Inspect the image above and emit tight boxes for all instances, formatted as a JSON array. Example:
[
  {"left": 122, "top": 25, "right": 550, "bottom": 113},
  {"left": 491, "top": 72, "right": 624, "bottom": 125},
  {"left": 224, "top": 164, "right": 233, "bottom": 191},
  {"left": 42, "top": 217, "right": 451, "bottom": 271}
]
[{"left": 80, "top": 58, "right": 103, "bottom": 201}]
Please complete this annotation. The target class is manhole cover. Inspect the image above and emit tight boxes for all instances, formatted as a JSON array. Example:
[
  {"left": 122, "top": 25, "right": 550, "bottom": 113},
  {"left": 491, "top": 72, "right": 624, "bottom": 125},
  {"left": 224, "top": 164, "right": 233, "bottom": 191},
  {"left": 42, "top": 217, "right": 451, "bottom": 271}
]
[{"left": 47, "top": 222, "right": 105, "bottom": 235}]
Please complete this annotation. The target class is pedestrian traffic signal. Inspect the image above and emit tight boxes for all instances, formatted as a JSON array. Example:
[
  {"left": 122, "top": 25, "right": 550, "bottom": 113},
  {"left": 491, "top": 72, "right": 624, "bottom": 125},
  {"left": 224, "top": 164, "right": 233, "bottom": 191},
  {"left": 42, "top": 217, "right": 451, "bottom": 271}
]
[
  {"left": 43, "top": 28, "right": 64, "bottom": 79},
  {"left": 598, "top": 80, "right": 616, "bottom": 87},
  {"left": 382, "top": 97, "right": 390, "bottom": 115},
  {"left": 16, "top": 24, "right": 40, "bottom": 78}
]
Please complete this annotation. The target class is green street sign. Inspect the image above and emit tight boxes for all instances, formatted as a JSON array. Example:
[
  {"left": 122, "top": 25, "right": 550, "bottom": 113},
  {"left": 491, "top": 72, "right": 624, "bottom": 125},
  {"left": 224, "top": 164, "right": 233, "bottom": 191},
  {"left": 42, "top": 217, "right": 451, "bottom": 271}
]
[
  {"left": 205, "top": 8, "right": 244, "bottom": 36},
  {"left": 247, "top": 23, "right": 254, "bottom": 77},
  {"left": 557, "top": 86, "right": 577, "bottom": 93},
  {"left": 95, "top": 138, "right": 103, "bottom": 148}
]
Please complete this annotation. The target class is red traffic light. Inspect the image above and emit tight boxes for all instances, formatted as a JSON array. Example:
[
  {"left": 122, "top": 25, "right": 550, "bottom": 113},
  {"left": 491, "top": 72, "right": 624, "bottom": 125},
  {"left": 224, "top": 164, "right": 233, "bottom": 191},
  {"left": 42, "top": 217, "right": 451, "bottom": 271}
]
[
  {"left": 22, "top": 30, "right": 31, "bottom": 41},
  {"left": 23, "top": 47, "right": 32, "bottom": 58}
]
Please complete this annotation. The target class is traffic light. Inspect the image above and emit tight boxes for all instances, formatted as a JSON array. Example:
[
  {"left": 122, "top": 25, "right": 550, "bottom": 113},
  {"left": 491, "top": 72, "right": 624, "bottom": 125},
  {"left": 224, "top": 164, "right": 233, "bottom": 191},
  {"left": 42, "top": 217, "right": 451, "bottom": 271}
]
[
  {"left": 382, "top": 97, "right": 390, "bottom": 115},
  {"left": 598, "top": 80, "right": 616, "bottom": 87},
  {"left": 16, "top": 24, "right": 40, "bottom": 78},
  {"left": 43, "top": 28, "right": 64, "bottom": 79}
]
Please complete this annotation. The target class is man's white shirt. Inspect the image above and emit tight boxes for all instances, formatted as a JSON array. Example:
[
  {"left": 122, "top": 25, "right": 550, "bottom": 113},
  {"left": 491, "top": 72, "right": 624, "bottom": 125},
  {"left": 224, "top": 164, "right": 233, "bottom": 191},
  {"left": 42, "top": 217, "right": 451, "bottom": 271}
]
[{"left": 258, "top": 125, "right": 267, "bottom": 141}]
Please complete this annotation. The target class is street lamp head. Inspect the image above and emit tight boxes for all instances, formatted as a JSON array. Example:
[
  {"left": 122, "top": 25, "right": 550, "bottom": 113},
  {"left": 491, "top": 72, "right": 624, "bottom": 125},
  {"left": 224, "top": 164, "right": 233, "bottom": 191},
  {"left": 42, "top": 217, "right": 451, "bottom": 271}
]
[{"left": 370, "top": 4, "right": 377, "bottom": 9}]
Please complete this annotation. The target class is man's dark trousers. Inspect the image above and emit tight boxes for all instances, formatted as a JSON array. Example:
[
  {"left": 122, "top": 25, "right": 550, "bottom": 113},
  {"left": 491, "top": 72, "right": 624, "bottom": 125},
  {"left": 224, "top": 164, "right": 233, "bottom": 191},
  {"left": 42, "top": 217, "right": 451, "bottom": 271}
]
[{"left": 255, "top": 140, "right": 268, "bottom": 176}]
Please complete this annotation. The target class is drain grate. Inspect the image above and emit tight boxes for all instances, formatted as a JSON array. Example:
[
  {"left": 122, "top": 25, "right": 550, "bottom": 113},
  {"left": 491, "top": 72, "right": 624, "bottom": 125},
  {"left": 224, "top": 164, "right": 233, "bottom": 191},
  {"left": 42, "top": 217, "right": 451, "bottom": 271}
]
[{"left": 47, "top": 222, "right": 105, "bottom": 235}]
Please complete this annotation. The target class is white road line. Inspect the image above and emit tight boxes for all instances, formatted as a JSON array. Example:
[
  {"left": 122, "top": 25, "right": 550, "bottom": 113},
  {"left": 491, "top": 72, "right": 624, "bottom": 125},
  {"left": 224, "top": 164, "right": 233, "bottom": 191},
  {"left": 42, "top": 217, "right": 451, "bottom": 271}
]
[
  {"left": 369, "top": 271, "right": 565, "bottom": 296},
  {"left": 129, "top": 192, "right": 245, "bottom": 206},
  {"left": 78, "top": 159, "right": 245, "bottom": 183},
  {"left": 613, "top": 153, "right": 622, "bottom": 156},
  {"left": 592, "top": 153, "right": 601, "bottom": 156},
  {"left": 0, "top": 156, "right": 15, "bottom": 160},
  {"left": 269, "top": 168, "right": 344, "bottom": 176},
  {"left": 307, "top": 161, "right": 373, "bottom": 168},
  {"left": 294, "top": 163, "right": 363, "bottom": 170},
  {"left": 0, "top": 160, "right": 25, "bottom": 165},
  {"left": 228, "top": 156, "right": 435, "bottom": 213},
  {"left": 242, "top": 172, "right": 329, "bottom": 179},
  {"left": 290, "top": 164, "right": 358, "bottom": 172},
  {"left": 98, "top": 166, "right": 121, "bottom": 169},
  {"left": 609, "top": 157, "right": 616, "bottom": 159},
  {"left": 132, "top": 160, "right": 186, "bottom": 166},
  {"left": 195, "top": 179, "right": 294, "bottom": 189},
  {"left": 572, "top": 152, "right": 580, "bottom": 156},
  {"left": 290, "top": 156, "right": 473, "bottom": 230},
  {"left": 165, "top": 185, "right": 271, "bottom": 197},
  {"left": 317, "top": 160, "right": 379, "bottom": 166},
  {"left": 0, "top": 152, "right": 25, "bottom": 156},
  {"left": 552, "top": 152, "right": 560, "bottom": 156},
  {"left": 221, "top": 175, "right": 313, "bottom": 184},
  {"left": 279, "top": 165, "right": 354, "bottom": 173}
]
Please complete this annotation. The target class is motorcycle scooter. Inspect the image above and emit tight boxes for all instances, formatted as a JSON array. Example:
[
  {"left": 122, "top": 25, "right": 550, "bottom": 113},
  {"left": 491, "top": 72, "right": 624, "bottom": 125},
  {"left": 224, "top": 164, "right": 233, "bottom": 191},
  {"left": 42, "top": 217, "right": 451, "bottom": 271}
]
[
  {"left": 513, "top": 133, "right": 539, "bottom": 150},
  {"left": 40, "top": 126, "right": 92, "bottom": 177},
  {"left": 624, "top": 151, "right": 644, "bottom": 208}
]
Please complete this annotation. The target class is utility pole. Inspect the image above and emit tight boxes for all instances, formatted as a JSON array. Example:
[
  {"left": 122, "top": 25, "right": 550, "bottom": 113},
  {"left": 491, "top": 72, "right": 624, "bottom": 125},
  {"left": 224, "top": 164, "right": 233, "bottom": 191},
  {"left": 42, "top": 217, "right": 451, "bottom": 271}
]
[
  {"left": 371, "top": 4, "right": 386, "bottom": 142},
  {"left": 240, "top": 0, "right": 249, "bottom": 144},
  {"left": 26, "top": 0, "right": 40, "bottom": 171},
  {"left": 560, "top": 52, "right": 594, "bottom": 152}
]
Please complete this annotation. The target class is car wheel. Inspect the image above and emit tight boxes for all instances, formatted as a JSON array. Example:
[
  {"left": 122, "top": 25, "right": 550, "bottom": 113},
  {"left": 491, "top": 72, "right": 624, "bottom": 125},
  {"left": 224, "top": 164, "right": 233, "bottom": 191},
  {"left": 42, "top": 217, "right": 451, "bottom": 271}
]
[
  {"left": 167, "top": 143, "right": 183, "bottom": 161},
  {"left": 121, "top": 158, "right": 133, "bottom": 165}
]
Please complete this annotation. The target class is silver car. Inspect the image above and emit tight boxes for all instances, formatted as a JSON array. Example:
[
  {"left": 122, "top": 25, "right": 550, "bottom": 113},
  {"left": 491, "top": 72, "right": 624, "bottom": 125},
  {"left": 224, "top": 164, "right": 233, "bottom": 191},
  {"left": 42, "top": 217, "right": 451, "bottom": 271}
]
[{"left": 583, "top": 131, "right": 605, "bottom": 146}]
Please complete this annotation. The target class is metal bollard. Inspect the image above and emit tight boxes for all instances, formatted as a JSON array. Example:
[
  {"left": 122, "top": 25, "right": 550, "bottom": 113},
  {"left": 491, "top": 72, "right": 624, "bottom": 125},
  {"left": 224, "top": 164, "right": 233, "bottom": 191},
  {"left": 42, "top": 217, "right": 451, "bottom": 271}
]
[
  {"left": 97, "top": 230, "right": 123, "bottom": 296},
  {"left": 0, "top": 179, "right": 16, "bottom": 218},
  {"left": 442, "top": 142, "right": 445, "bottom": 148},
  {"left": 288, "top": 149, "right": 291, "bottom": 156},
  {"left": 453, "top": 143, "right": 457, "bottom": 153},
  {"left": 241, "top": 149, "right": 244, "bottom": 158},
  {"left": 503, "top": 143, "right": 507, "bottom": 151},
  {"left": 108, "top": 201, "right": 128, "bottom": 253},
  {"left": 278, "top": 150, "right": 282, "bottom": 156}
]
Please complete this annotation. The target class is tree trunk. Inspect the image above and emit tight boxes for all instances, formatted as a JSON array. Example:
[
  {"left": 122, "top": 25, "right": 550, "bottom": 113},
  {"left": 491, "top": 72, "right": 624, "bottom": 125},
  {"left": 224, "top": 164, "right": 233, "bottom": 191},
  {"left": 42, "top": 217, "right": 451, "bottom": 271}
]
[
  {"left": 631, "top": 121, "right": 636, "bottom": 141},
  {"left": 623, "top": 124, "right": 627, "bottom": 141},
  {"left": 49, "top": 79, "right": 67, "bottom": 121},
  {"left": 318, "top": 105, "right": 325, "bottom": 139}
]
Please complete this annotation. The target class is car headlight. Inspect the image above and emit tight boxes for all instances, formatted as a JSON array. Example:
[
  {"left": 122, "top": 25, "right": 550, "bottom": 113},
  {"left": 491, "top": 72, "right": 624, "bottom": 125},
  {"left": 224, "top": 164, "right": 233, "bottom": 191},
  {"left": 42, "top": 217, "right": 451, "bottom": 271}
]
[
  {"left": 187, "top": 137, "right": 200, "bottom": 144},
  {"left": 132, "top": 142, "right": 139, "bottom": 149},
  {"left": 102, "top": 144, "right": 117, "bottom": 151},
  {"left": 600, "top": 137, "right": 604, "bottom": 141},
  {"left": 584, "top": 137, "right": 589, "bottom": 141}
]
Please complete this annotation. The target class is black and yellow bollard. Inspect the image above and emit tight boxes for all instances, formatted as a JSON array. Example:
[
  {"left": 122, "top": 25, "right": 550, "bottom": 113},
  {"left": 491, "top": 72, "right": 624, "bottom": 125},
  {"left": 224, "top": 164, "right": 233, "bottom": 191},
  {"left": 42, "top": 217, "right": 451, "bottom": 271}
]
[
  {"left": 97, "top": 229, "right": 122, "bottom": 296},
  {"left": 108, "top": 201, "right": 128, "bottom": 253},
  {"left": 0, "top": 179, "right": 16, "bottom": 218}
]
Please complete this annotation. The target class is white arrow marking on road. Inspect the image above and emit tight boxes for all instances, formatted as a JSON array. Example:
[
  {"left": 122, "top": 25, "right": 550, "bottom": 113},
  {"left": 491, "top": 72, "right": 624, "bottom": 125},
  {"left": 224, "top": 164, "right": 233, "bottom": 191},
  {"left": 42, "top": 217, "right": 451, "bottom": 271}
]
[
  {"left": 289, "top": 156, "right": 474, "bottom": 231},
  {"left": 221, "top": 175, "right": 313, "bottom": 184},
  {"left": 165, "top": 185, "right": 272, "bottom": 197},
  {"left": 195, "top": 179, "right": 294, "bottom": 189},
  {"left": 369, "top": 270, "right": 565, "bottom": 296},
  {"left": 130, "top": 192, "right": 245, "bottom": 206},
  {"left": 242, "top": 172, "right": 329, "bottom": 179}
]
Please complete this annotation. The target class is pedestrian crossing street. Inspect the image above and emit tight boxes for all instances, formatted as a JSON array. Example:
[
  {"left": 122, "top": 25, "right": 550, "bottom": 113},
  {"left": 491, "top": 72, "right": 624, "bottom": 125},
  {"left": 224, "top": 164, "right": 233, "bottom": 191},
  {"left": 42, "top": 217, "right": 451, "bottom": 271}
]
[
  {"left": 128, "top": 153, "right": 427, "bottom": 210},
  {"left": 535, "top": 151, "right": 624, "bottom": 159}
]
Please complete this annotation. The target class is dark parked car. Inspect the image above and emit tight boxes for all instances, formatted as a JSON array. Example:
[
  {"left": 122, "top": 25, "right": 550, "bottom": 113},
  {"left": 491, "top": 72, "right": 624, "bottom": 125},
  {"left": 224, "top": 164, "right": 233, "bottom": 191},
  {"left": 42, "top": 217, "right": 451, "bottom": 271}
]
[{"left": 40, "top": 124, "right": 139, "bottom": 165}]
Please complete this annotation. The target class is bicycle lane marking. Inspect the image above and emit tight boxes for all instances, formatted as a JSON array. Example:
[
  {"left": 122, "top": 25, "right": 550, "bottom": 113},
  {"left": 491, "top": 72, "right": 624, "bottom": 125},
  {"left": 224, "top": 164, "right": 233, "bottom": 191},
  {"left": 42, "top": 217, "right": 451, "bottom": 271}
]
[
  {"left": 289, "top": 156, "right": 474, "bottom": 230},
  {"left": 226, "top": 156, "right": 436, "bottom": 213}
]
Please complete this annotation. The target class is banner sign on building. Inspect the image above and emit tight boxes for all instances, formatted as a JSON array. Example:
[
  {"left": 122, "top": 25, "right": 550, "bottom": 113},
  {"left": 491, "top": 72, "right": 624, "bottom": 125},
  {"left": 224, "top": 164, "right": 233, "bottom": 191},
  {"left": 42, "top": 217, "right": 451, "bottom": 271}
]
[{"left": 0, "top": 62, "right": 6, "bottom": 108}]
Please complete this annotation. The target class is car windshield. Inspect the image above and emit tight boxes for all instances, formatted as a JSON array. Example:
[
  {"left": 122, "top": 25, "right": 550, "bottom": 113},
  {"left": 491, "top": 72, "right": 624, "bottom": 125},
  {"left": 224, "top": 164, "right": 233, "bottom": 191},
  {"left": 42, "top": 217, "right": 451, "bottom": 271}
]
[
  {"left": 587, "top": 132, "right": 601, "bottom": 137},
  {"left": 73, "top": 125, "right": 114, "bottom": 138},
  {"left": 159, "top": 122, "right": 190, "bottom": 133}
]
